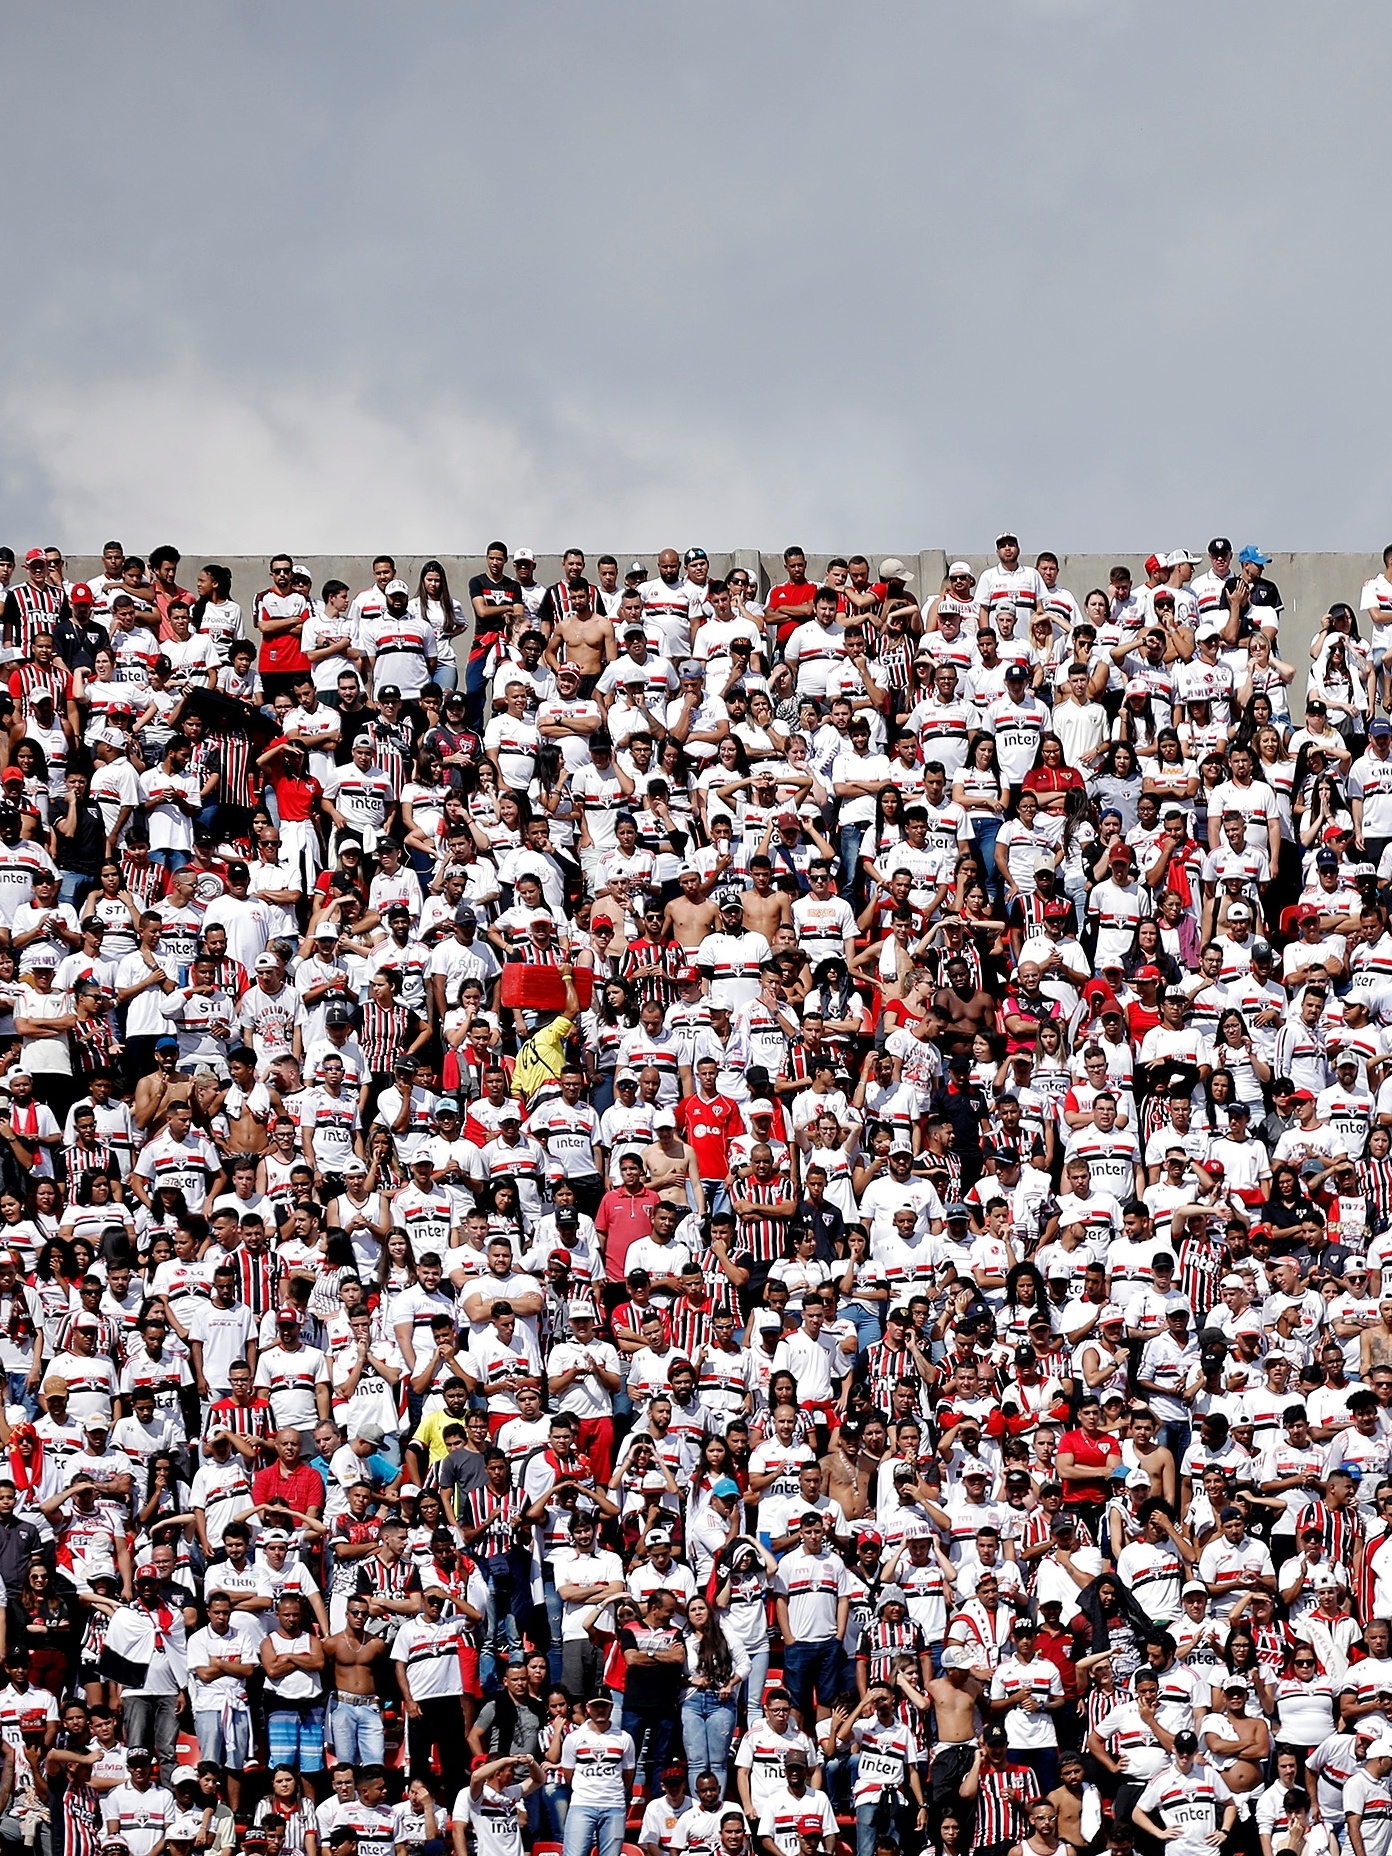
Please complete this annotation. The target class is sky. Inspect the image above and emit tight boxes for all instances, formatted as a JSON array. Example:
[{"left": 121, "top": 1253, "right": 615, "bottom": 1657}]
[{"left": 0, "top": 1, "right": 1386, "bottom": 555}]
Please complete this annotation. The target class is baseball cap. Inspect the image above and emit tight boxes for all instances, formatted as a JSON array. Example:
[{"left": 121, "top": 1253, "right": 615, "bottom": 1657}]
[
  {"left": 1238, "top": 546, "right": 1271, "bottom": 566},
  {"left": 1227, "top": 902, "right": 1251, "bottom": 921},
  {"left": 254, "top": 952, "right": 281, "bottom": 972},
  {"left": 946, "top": 560, "right": 974, "bottom": 578},
  {"left": 384, "top": 578, "right": 410, "bottom": 596},
  {"left": 70, "top": 583, "right": 94, "bottom": 606}
]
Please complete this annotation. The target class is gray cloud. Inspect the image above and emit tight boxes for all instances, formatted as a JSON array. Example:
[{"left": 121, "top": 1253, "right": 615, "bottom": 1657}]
[{"left": 1, "top": 1, "right": 1388, "bottom": 551}]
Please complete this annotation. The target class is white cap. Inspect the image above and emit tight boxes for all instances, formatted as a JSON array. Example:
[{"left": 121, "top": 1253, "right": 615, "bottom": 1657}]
[
  {"left": 652, "top": 1108, "right": 677, "bottom": 1129},
  {"left": 384, "top": 578, "right": 410, "bottom": 597},
  {"left": 1368, "top": 1735, "right": 1392, "bottom": 1759},
  {"left": 946, "top": 560, "right": 975, "bottom": 579},
  {"left": 1195, "top": 618, "right": 1226, "bottom": 642},
  {"left": 1166, "top": 549, "right": 1202, "bottom": 567}
]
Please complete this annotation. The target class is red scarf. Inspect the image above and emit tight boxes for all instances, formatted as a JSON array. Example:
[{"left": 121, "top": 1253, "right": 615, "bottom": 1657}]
[{"left": 8, "top": 1439, "right": 42, "bottom": 1494}]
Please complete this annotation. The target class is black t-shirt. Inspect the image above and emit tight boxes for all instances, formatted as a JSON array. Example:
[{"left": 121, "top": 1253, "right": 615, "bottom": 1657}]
[
  {"left": 619, "top": 1621, "right": 685, "bottom": 1710},
  {"left": 467, "top": 575, "right": 523, "bottom": 646},
  {"left": 54, "top": 800, "right": 105, "bottom": 873},
  {"left": 1223, "top": 574, "right": 1284, "bottom": 618}
]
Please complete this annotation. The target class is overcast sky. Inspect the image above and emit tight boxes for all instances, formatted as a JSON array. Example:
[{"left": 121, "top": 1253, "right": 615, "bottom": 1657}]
[{"left": 1, "top": 2, "right": 1385, "bottom": 555}]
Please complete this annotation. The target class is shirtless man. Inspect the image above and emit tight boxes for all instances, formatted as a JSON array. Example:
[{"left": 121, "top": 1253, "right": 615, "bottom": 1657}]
[
  {"left": 1045, "top": 1755, "right": 1094, "bottom": 1856},
  {"left": 742, "top": 858, "right": 794, "bottom": 942},
  {"left": 1123, "top": 1407, "right": 1178, "bottom": 1509},
  {"left": 543, "top": 580, "right": 615, "bottom": 694},
  {"left": 1012, "top": 1796, "right": 1077, "bottom": 1856},
  {"left": 643, "top": 1128, "right": 703, "bottom": 1210},
  {"left": 322, "top": 1592, "right": 390, "bottom": 1760},
  {"left": 821, "top": 1418, "right": 876, "bottom": 1523},
  {"left": 133, "top": 1037, "right": 194, "bottom": 1132},
  {"left": 927, "top": 1653, "right": 989, "bottom": 1830},
  {"left": 1361, "top": 1299, "right": 1392, "bottom": 1376},
  {"left": 932, "top": 957, "right": 997, "bottom": 1058},
  {"left": 217, "top": 1048, "right": 277, "bottom": 1154},
  {"left": 662, "top": 868, "right": 721, "bottom": 952}
]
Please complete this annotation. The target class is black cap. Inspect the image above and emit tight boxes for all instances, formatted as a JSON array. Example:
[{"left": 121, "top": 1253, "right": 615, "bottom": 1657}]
[
  {"left": 1174, "top": 1730, "right": 1199, "bottom": 1755},
  {"left": 983, "top": 1724, "right": 1008, "bottom": 1747},
  {"left": 1208, "top": 538, "right": 1232, "bottom": 557}
]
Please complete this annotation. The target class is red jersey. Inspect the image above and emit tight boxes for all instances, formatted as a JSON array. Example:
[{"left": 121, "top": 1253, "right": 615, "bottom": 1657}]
[
  {"left": 674, "top": 1092, "right": 744, "bottom": 1180},
  {"left": 268, "top": 763, "right": 322, "bottom": 823},
  {"left": 1057, "top": 1426, "right": 1120, "bottom": 1505}
]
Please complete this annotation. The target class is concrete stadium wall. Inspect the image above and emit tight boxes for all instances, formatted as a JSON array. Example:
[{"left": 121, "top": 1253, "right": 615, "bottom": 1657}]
[{"left": 59, "top": 550, "right": 1384, "bottom": 690}]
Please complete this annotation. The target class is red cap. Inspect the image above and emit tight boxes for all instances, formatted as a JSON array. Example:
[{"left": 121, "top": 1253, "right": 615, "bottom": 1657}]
[
  {"left": 1145, "top": 554, "right": 1163, "bottom": 577},
  {"left": 1109, "top": 844, "right": 1133, "bottom": 862},
  {"left": 796, "top": 1818, "right": 826, "bottom": 1839},
  {"left": 1248, "top": 1223, "right": 1271, "bottom": 1240},
  {"left": 1135, "top": 963, "right": 1162, "bottom": 981},
  {"left": 1291, "top": 1088, "right": 1316, "bottom": 1104},
  {"left": 69, "top": 582, "right": 95, "bottom": 607},
  {"left": 0, "top": 770, "right": 23, "bottom": 786},
  {"left": 22, "top": 549, "right": 44, "bottom": 566},
  {"left": 1297, "top": 904, "right": 1321, "bottom": 923},
  {"left": 856, "top": 1528, "right": 883, "bottom": 1546},
  {"left": 676, "top": 967, "right": 701, "bottom": 984},
  {"left": 1323, "top": 824, "right": 1350, "bottom": 846}
]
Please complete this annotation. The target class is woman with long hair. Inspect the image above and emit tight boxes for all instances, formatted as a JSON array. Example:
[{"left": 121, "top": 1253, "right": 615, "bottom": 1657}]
[
  {"left": 1151, "top": 889, "right": 1202, "bottom": 974},
  {"left": 401, "top": 747, "right": 451, "bottom": 874},
  {"left": 190, "top": 564, "right": 242, "bottom": 662},
  {"left": 1211, "top": 1008, "right": 1271, "bottom": 1115},
  {"left": 1111, "top": 681, "right": 1161, "bottom": 758},
  {"left": 712, "top": 1534, "right": 777, "bottom": 1728},
  {"left": 859, "top": 784, "right": 907, "bottom": 901},
  {"left": 952, "top": 732, "right": 1006, "bottom": 906},
  {"left": 1192, "top": 752, "right": 1230, "bottom": 849},
  {"left": 7, "top": 1555, "right": 75, "bottom": 1697},
  {"left": 1142, "top": 727, "right": 1201, "bottom": 821},
  {"left": 1295, "top": 765, "right": 1354, "bottom": 851},
  {"left": 657, "top": 739, "right": 695, "bottom": 826},
  {"left": 80, "top": 860, "right": 142, "bottom": 961},
  {"left": 365, "top": 1127, "right": 406, "bottom": 1196},
  {"left": 1092, "top": 741, "right": 1143, "bottom": 831},
  {"left": 1235, "top": 629, "right": 1296, "bottom": 725},
  {"left": 409, "top": 561, "right": 466, "bottom": 691},
  {"left": 1057, "top": 787, "right": 1099, "bottom": 936},
  {"left": 1308, "top": 635, "right": 1372, "bottom": 752},
  {"left": 996, "top": 1262, "right": 1052, "bottom": 1347},
  {"left": 680, "top": 1592, "right": 748, "bottom": 1794},
  {"left": 1258, "top": 1164, "right": 1317, "bottom": 1242},
  {"left": 8, "top": 740, "right": 49, "bottom": 828}
]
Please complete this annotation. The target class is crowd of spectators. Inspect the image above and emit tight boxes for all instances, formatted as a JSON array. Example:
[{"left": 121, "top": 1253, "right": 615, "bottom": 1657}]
[{"left": 0, "top": 532, "right": 1387, "bottom": 1856}]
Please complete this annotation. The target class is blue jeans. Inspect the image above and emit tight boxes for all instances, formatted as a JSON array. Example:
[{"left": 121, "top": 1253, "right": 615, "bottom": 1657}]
[
  {"left": 839, "top": 822, "right": 868, "bottom": 902},
  {"left": 844, "top": 1302, "right": 881, "bottom": 1353},
  {"left": 327, "top": 1694, "right": 385, "bottom": 1765},
  {"left": 742, "top": 1644, "right": 771, "bottom": 1724},
  {"left": 543, "top": 1578, "right": 565, "bottom": 1684},
  {"left": 151, "top": 849, "right": 190, "bottom": 873},
  {"left": 5, "top": 1374, "right": 35, "bottom": 1422},
  {"left": 681, "top": 1688, "right": 738, "bottom": 1793},
  {"left": 857, "top": 1795, "right": 903, "bottom": 1856},
  {"left": 783, "top": 1638, "right": 842, "bottom": 1727},
  {"left": 562, "top": 1801, "right": 625, "bottom": 1856},
  {"left": 194, "top": 1707, "right": 250, "bottom": 1768},
  {"left": 700, "top": 1180, "right": 733, "bottom": 1219},
  {"left": 621, "top": 1701, "right": 677, "bottom": 1795},
  {"left": 56, "top": 871, "right": 92, "bottom": 911},
  {"left": 972, "top": 818, "right": 1002, "bottom": 904}
]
